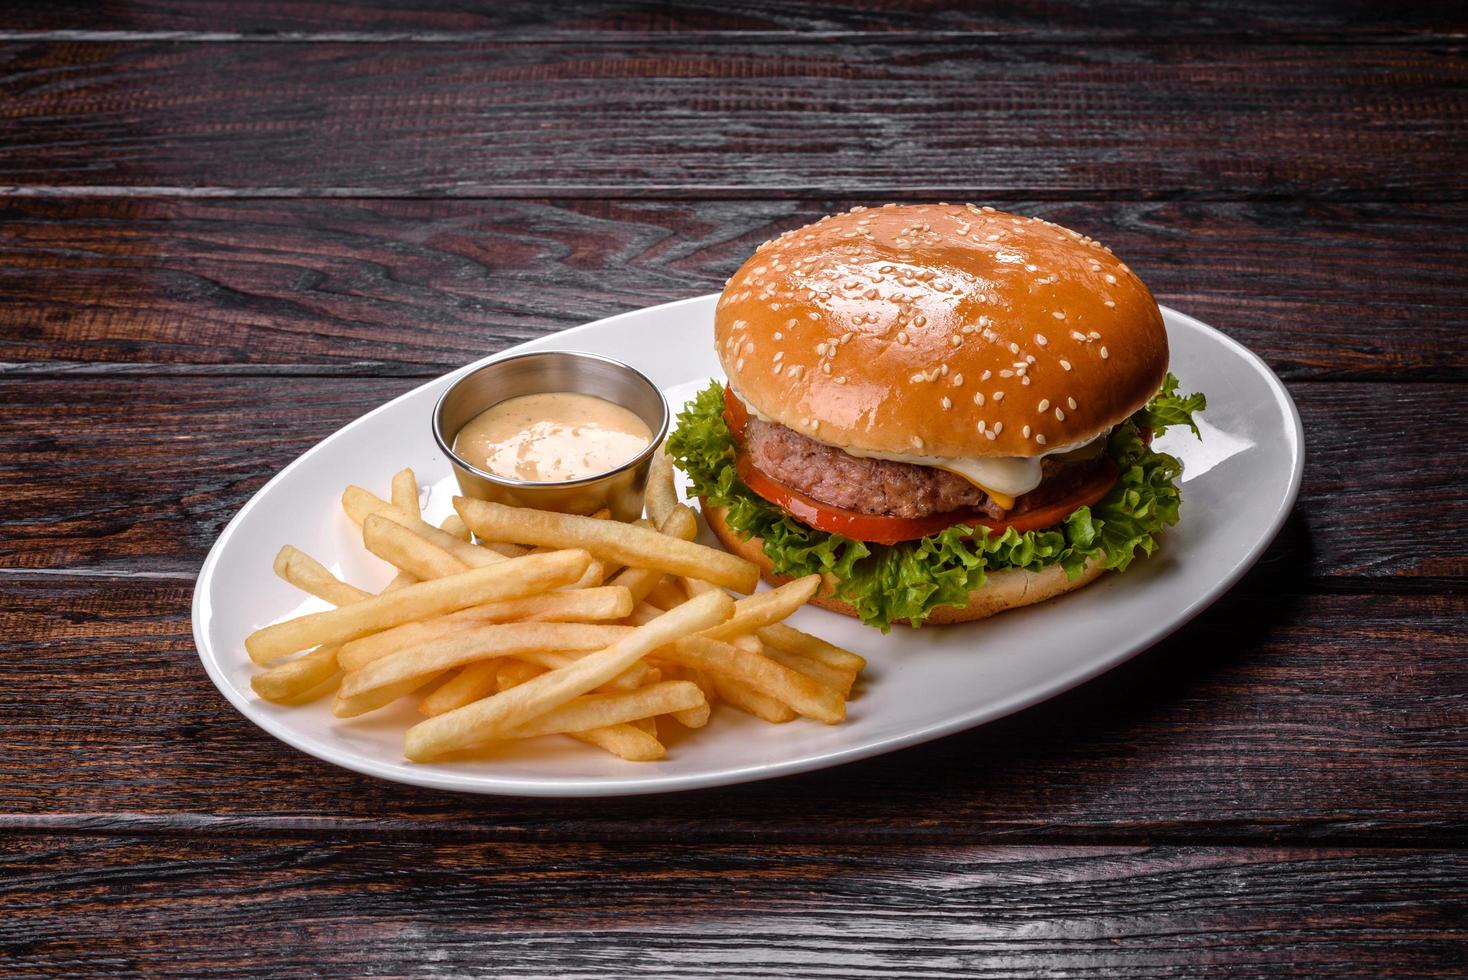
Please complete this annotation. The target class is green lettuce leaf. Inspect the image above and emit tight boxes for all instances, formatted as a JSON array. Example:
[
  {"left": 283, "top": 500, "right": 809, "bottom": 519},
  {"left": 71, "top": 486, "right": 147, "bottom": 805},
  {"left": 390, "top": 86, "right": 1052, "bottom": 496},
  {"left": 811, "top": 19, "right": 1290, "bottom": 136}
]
[{"left": 666, "top": 374, "right": 1205, "bottom": 631}]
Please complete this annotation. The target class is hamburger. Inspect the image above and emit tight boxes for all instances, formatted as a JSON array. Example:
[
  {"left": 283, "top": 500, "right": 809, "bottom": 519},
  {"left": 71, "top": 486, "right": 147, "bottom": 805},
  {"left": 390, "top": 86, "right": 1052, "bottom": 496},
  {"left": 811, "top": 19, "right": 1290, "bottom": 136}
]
[{"left": 667, "top": 204, "right": 1205, "bottom": 630}]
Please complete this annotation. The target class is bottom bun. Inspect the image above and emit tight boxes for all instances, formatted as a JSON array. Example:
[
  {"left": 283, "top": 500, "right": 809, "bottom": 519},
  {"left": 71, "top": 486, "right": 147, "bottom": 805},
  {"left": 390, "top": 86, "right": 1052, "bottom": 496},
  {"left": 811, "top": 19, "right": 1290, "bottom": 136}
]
[{"left": 702, "top": 502, "right": 1107, "bottom": 625}]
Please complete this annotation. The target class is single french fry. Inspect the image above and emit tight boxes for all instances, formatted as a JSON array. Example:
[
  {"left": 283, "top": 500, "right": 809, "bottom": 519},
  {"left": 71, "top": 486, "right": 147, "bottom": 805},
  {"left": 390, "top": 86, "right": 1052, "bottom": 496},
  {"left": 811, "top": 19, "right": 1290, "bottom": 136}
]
[
  {"left": 661, "top": 635, "right": 844, "bottom": 723},
  {"left": 714, "top": 676, "right": 796, "bottom": 723},
  {"left": 757, "top": 623, "right": 867, "bottom": 674},
  {"left": 701, "top": 576, "right": 820, "bottom": 643},
  {"left": 501, "top": 681, "right": 705, "bottom": 740},
  {"left": 342, "top": 486, "right": 507, "bottom": 568},
  {"left": 569, "top": 725, "right": 665, "bottom": 761},
  {"left": 645, "top": 577, "right": 688, "bottom": 611},
  {"left": 669, "top": 695, "right": 711, "bottom": 729},
  {"left": 251, "top": 643, "right": 342, "bottom": 702},
  {"left": 272, "top": 671, "right": 342, "bottom": 706},
  {"left": 334, "top": 673, "right": 444, "bottom": 718},
  {"left": 363, "top": 513, "right": 470, "bottom": 580},
  {"left": 455, "top": 497, "right": 758, "bottom": 594},
  {"left": 419, "top": 661, "right": 501, "bottom": 716},
  {"left": 508, "top": 649, "right": 650, "bottom": 692},
  {"left": 497, "top": 660, "right": 544, "bottom": 691},
  {"left": 440, "top": 514, "right": 472, "bottom": 542},
  {"left": 246, "top": 549, "right": 591, "bottom": 664},
  {"left": 404, "top": 589, "right": 734, "bottom": 760},
  {"left": 391, "top": 468, "right": 420, "bottom": 518},
  {"left": 562, "top": 559, "right": 608, "bottom": 591},
  {"left": 341, "top": 623, "right": 632, "bottom": 699},
  {"left": 644, "top": 446, "right": 678, "bottom": 525},
  {"left": 762, "top": 647, "right": 857, "bottom": 697},
  {"left": 336, "top": 586, "right": 634, "bottom": 672},
  {"left": 272, "top": 546, "right": 371, "bottom": 607}
]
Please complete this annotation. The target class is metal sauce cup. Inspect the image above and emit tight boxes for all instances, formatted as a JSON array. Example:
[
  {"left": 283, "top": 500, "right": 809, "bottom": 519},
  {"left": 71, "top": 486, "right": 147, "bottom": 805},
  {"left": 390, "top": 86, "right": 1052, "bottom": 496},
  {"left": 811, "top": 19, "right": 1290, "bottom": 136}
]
[{"left": 432, "top": 351, "right": 669, "bottom": 522}]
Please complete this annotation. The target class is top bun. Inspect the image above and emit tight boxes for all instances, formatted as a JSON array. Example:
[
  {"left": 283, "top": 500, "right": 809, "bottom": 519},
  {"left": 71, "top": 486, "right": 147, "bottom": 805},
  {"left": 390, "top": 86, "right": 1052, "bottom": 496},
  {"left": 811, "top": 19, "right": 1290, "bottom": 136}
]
[{"left": 715, "top": 204, "right": 1168, "bottom": 459}]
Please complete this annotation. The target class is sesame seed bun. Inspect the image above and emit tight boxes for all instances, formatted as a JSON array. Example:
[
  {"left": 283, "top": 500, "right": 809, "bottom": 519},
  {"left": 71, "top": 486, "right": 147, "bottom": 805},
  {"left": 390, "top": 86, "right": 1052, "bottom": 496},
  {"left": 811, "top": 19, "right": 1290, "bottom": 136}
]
[
  {"left": 716, "top": 204, "right": 1168, "bottom": 458},
  {"left": 702, "top": 503, "right": 1109, "bottom": 624}
]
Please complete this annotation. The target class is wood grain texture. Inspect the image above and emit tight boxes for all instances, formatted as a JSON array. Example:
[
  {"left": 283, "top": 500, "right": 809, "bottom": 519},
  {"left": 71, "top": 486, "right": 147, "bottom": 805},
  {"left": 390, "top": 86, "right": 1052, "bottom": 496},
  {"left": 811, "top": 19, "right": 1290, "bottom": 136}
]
[
  {"left": 1, "top": 41, "right": 1463, "bottom": 198},
  {"left": 2, "top": 0, "right": 1463, "bottom": 41},
  {"left": 1, "top": 838, "right": 1464, "bottom": 977},
  {"left": 2, "top": 378, "right": 1461, "bottom": 579},
  {"left": 2, "top": 198, "right": 1463, "bottom": 380},
  {"left": 2, "top": 572, "right": 1463, "bottom": 843}
]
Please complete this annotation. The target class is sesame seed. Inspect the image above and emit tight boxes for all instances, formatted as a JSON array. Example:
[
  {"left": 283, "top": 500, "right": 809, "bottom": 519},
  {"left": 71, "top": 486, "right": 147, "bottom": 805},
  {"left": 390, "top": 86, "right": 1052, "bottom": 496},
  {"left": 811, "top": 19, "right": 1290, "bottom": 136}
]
[
  {"left": 912, "top": 436, "right": 924, "bottom": 449},
  {"left": 1036, "top": 434, "right": 1047, "bottom": 446},
  {"left": 910, "top": 372, "right": 926, "bottom": 383},
  {"left": 985, "top": 430, "right": 997, "bottom": 440},
  {"left": 785, "top": 318, "right": 798, "bottom": 328},
  {"left": 951, "top": 373, "right": 964, "bottom": 387},
  {"left": 1067, "top": 397, "right": 1077, "bottom": 410},
  {"left": 1072, "top": 330, "right": 1087, "bottom": 342},
  {"left": 976, "top": 420, "right": 986, "bottom": 433},
  {"left": 1035, "top": 333, "right": 1047, "bottom": 346},
  {"left": 841, "top": 331, "right": 853, "bottom": 344},
  {"left": 1100, "top": 346, "right": 1109, "bottom": 359},
  {"left": 1059, "top": 359, "right": 1072, "bottom": 371},
  {"left": 1023, "top": 425, "right": 1031, "bottom": 438},
  {"left": 1104, "top": 273, "right": 1117, "bottom": 284},
  {"left": 816, "top": 343, "right": 828, "bottom": 355},
  {"left": 1055, "top": 408, "right": 1065, "bottom": 421},
  {"left": 897, "top": 331, "right": 909, "bottom": 344},
  {"left": 735, "top": 357, "right": 745, "bottom": 370},
  {"left": 1025, "top": 355, "right": 1036, "bottom": 365},
  {"left": 835, "top": 376, "right": 846, "bottom": 385},
  {"left": 1104, "top": 299, "right": 1116, "bottom": 308},
  {"left": 993, "top": 391, "right": 1004, "bottom": 401},
  {"left": 940, "top": 363, "right": 949, "bottom": 376},
  {"left": 941, "top": 397, "right": 952, "bottom": 410},
  {"left": 1052, "top": 311, "right": 1066, "bottom": 320},
  {"left": 950, "top": 335, "right": 962, "bottom": 347},
  {"left": 1008, "top": 342, "right": 1020, "bottom": 354},
  {"left": 974, "top": 391, "right": 986, "bottom": 406},
  {"left": 822, "top": 362, "right": 832, "bottom": 374},
  {"left": 1089, "top": 331, "right": 1101, "bottom": 340},
  {"left": 1022, "top": 376, "right": 1031, "bottom": 385},
  {"left": 993, "top": 422, "right": 1003, "bottom": 434},
  {"left": 743, "top": 341, "right": 754, "bottom": 354},
  {"left": 1039, "top": 399, "right": 1050, "bottom": 412},
  {"left": 1000, "top": 369, "right": 1014, "bottom": 378},
  {"left": 981, "top": 370, "right": 992, "bottom": 381},
  {"left": 1025, "top": 263, "right": 1037, "bottom": 272}
]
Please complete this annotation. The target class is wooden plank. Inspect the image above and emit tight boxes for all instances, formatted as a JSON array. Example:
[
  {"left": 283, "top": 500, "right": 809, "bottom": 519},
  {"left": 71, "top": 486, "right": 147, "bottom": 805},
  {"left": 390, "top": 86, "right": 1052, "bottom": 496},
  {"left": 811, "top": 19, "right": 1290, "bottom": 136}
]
[
  {"left": 2, "top": 0, "right": 1462, "bottom": 41},
  {"left": 1, "top": 378, "right": 1460, "bottom": 579},
  {"left": 2, "top": 837, "right": 1464, "bottom": 976},
  {"left": 1, "top": 576, "right": 1463, "bottom": 842},
  {"left": 0, "top": 42, "right": 1462, "bottom": 197},
  {"left": 1, "top": 199, "right": 1462, "bottom": 380}
]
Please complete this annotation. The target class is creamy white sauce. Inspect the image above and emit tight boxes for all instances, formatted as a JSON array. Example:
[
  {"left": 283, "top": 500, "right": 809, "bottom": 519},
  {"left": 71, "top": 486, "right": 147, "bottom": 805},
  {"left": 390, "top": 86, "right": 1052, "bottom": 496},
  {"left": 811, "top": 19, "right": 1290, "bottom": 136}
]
[
  {"left": 731, "top": 387, "right": 1107, "bottom": 498},
  {"left": 454, "top": 392, "right": 652, "bottom": 483}
]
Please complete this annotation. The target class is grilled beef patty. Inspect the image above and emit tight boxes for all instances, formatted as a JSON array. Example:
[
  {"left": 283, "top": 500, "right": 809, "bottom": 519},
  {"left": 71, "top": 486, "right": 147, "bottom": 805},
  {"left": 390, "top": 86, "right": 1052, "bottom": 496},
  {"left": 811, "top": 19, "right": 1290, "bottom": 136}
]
[{"left": 741, "top": 417, "right": 1111, "bottom": 521}]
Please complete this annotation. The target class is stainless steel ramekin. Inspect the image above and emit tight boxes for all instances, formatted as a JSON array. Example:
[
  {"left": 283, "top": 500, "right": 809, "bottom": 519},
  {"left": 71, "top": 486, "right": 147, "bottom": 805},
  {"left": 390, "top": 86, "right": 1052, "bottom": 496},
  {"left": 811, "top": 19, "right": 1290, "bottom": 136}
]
[{"left": 432, "top": 350, "right": 669, "bottom": 522}]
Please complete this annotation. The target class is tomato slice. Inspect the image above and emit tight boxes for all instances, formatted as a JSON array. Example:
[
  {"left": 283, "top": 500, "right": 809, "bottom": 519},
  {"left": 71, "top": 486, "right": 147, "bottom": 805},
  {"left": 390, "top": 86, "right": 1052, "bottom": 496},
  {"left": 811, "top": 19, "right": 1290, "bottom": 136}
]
[
  {"left": 735, "top": 454, "right": 1120, "bottom": 544},
  {"left": 723, "top": 385, "right": 750, "bottom": 442}
]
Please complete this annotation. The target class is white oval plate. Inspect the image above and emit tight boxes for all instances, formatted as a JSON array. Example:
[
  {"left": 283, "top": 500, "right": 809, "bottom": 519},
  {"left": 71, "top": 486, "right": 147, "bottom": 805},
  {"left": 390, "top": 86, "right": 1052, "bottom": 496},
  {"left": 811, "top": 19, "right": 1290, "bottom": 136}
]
[{"left": 193, "top": 295, "right": 1302, "bottom": 797}]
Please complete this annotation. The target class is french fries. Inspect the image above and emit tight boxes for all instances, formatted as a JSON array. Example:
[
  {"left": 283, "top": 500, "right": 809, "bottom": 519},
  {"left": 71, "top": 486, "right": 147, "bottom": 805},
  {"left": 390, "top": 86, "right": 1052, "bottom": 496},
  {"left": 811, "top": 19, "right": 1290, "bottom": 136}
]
[
  {"left": 455, "top": 497, "right": 759, "bottom": 593},
  {"left": 404, "top": 590, "right": 733, "bottom": 760},
  {"left": 245, "top": 550, "right": 590, "bottom": 663},
  {"left": 248, "top": 465, "right": 867, "bottom": 764}
]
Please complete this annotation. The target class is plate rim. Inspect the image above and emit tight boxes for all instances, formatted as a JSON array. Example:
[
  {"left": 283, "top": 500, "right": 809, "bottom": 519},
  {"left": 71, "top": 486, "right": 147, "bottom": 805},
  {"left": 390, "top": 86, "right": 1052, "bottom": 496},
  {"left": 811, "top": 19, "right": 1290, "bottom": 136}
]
[{"left": 191, "top": 297, "right": 1305, "bottom": 798}]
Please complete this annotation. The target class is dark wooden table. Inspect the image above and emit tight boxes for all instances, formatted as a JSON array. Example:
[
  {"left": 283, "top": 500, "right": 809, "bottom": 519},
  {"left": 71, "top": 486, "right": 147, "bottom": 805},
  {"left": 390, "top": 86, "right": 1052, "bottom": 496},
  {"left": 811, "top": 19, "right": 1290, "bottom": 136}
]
[{"left": 3, "top": 3, "right": 1465, "bottom": 976}]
